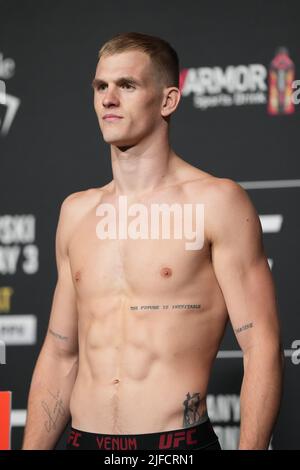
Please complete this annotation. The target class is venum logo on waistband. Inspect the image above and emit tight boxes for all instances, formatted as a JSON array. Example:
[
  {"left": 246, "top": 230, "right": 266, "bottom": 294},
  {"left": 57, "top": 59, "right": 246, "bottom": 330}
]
[{"left": 96, "top": 436, "right": 138, "bottom": 450}]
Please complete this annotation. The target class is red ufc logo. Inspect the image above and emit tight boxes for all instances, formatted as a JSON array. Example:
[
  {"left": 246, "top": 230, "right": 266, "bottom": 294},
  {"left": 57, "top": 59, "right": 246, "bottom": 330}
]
[
  {"left": 159, "top": 427, "right": 197, "bottom": 449},
  {"left": 67, "top": 430, "right": 82, "bottom": 447}
]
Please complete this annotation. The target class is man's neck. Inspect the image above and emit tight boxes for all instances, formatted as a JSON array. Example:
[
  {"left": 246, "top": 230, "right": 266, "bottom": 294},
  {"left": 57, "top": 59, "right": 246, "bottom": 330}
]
[{"left": 110, "top": 139, "right": 179, "bottom": 197}]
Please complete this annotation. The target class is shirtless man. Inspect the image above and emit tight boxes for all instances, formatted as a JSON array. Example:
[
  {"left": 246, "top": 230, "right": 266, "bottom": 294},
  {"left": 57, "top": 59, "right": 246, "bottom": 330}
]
[{"left": 22, "top": 32, "right": 284, "bottom": 450}]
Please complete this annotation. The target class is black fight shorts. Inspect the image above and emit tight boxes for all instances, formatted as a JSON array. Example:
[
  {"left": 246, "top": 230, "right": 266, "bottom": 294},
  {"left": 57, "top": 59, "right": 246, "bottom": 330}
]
[{"left": 66, "top": 418, "right": 221, "bottom": 450}]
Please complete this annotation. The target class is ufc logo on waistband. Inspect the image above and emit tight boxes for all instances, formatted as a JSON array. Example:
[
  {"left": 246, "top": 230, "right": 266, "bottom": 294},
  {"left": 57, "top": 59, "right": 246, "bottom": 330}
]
[{"left": 158, "top": 427, "right": 197, "bottom": 449}]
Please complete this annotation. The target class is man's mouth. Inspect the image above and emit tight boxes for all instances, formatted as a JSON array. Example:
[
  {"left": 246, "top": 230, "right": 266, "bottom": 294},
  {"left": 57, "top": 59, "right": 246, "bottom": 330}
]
[{"left": 103, "top": 114, "right": 123, "bottom": 121}]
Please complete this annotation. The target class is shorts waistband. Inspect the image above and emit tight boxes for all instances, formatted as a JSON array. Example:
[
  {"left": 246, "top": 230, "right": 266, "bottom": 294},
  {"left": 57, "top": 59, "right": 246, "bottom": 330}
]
[{"left": 66, "top": 418, "right": 218, "bottom": 450}]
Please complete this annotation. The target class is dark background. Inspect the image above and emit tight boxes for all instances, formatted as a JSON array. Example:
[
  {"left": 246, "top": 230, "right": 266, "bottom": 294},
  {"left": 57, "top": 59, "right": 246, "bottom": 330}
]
[{"left": 0, "top": 0, "right": 299, "bottom": 449}]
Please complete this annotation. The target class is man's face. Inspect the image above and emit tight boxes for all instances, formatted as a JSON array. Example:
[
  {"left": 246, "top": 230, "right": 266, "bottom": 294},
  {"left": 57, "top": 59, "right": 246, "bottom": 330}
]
[{"left": 93, "top": 50, "right": 165, "bottom": 148}]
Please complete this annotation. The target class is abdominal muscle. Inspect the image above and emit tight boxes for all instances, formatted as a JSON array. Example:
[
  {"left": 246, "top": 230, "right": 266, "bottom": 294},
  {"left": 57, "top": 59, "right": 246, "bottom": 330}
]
[{"left": 69, "top": 295, "right": 227, "bottom": 434}]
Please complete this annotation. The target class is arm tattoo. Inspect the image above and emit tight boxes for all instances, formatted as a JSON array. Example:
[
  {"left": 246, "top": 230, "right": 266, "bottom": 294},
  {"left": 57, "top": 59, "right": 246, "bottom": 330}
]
[
  {"left": 234, "top": 322, "right": 254, "bottom": 334},
  {"left": 182, "top": 392, "right": 207, "bottom": 427},
  {"left": 41, "top": 389, "right": 66, "bottom": 433},
  {"left": 48, "top": 328, "right": 68, "bottom": 341}
]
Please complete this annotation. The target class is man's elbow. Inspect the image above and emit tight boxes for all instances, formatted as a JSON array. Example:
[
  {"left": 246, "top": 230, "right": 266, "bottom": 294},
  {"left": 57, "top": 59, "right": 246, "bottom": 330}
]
[
  {"left": 243, "top": 340, "right": 285, "bottom": 374},
  {"left": 42, "top": 340, "right": 79, "bottom": 372}
]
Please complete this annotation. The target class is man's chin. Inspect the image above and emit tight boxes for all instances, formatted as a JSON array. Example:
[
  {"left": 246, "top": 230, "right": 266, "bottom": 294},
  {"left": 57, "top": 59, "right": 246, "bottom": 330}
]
[{"left": 103, "top": 136, "right": 135, "bottom": 148}]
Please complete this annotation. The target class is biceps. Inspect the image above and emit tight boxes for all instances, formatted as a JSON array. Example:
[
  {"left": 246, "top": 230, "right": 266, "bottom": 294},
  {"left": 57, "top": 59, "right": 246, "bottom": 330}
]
[
  {"left": 44, "top": 260, "right": 78, "bottom": 358},
  {"left": 212, "top": 247, "right": 280, "bottom": 352}
]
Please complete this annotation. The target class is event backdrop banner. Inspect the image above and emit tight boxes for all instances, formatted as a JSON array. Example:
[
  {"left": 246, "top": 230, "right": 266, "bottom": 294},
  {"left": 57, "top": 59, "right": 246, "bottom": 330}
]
[{"left": 0, "top": 0, "right": 299, "bottom": 450}]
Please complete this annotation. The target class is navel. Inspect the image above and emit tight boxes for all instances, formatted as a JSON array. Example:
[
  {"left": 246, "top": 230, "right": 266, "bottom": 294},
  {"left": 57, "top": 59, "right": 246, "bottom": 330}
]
[
  {"left": 74, "top": 270, "right": 81, "bottom": 282},
  {"left": 160, "top": 267, "right": 172, "bottom": 278}
]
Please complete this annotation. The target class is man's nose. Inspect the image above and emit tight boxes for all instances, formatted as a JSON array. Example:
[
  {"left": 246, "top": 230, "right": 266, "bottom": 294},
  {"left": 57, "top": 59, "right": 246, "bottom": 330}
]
[{"left": 102, "top": 86, "right": 120, "bottom": 107}]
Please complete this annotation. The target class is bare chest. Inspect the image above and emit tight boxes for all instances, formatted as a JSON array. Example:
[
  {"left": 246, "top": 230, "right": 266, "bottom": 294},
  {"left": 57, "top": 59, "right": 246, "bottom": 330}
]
[{"left": 68, "top": 193, "right": 212, "bottom": 301}]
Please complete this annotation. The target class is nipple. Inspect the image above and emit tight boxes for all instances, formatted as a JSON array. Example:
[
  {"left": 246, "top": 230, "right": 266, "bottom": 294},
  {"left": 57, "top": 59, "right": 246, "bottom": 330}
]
[{"left": 160, "top": 267, "right": 172, "bottom": 278}]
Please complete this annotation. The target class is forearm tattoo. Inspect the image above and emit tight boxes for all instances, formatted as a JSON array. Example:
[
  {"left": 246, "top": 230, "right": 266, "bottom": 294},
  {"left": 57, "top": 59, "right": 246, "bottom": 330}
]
[
  {"left": 48, "top": 328, "right": 68, "bottom": 341},
  {"left": 234, "top": 322, "right": 254, "bottom": 334},
  {"left": 182, "top": 392, "right": 207, "bottom": 427},
  {"left": 41, "top": 389, "right": 66, "bottom": 433}
]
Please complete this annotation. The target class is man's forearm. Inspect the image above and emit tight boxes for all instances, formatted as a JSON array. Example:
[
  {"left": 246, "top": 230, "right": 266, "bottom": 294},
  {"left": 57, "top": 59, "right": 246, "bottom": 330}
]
[
  {"left": 239, "top": 345, "right": 284, "bottom": 450},
  {"left": 22, "top": 347, "right": 78, "bottom": 450}
]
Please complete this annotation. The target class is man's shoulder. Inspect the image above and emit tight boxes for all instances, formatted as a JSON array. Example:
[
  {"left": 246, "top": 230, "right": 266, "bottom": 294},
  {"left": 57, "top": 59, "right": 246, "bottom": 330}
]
[
  {"left": 184, "top": 167, "right": 245, "bottom": 203},
  {"left": 201, "top": 175, "right": 245, "bottom": 201},
  {"left": 200, "top": 176, "right": 260, "bottom": 243},
  {"left": 61, "top": 184, "right": 111, "bottom": 212},
  {"left": 56, "top": 185, "right": 111, "bottom": 248},
  {"left": 58, "top": 184, "right": 111, "bottom": 227}
]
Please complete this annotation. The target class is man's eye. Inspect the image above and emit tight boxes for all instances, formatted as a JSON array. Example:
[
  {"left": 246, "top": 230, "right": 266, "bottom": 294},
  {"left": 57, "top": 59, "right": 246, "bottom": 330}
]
[
  {"left": 121, "top": 83, "right": 134, "bottom": 89},
  {"left": 97, "top": 83, "right": 134, "bottom": 90}
]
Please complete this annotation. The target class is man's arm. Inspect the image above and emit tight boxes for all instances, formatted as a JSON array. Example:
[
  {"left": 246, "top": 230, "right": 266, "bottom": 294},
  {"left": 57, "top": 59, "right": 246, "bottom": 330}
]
[
  {"left": 22, "top": 194, "right": 80, "bottom": 450},
  {"left": 208, "top": 178, "right": 284, "bottom": 450}
]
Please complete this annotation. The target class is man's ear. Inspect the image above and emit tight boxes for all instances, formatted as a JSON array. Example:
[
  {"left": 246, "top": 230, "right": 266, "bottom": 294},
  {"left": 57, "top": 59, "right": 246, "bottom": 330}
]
[{"left": 161, "top": 87, "right": 181, "bottom": 117}]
